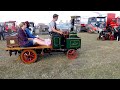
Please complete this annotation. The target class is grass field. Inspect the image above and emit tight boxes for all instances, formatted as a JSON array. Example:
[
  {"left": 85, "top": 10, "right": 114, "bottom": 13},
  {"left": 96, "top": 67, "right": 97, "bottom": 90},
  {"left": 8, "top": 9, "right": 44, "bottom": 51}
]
[{"left": 0, "top": 33, "right": 120, "bottom": 79}]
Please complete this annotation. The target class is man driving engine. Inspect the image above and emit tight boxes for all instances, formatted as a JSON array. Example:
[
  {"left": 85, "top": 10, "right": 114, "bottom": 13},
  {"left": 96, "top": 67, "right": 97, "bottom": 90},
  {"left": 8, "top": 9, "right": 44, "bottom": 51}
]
[{"left": 49, "top": 14, "right": 65, "bottom": 46}]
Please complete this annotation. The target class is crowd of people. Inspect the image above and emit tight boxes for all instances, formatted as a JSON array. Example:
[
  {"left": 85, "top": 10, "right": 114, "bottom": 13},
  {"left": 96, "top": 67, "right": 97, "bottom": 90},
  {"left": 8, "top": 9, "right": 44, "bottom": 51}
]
[{"left": 98, "top": 20, "right": 120, "bottom": 41}]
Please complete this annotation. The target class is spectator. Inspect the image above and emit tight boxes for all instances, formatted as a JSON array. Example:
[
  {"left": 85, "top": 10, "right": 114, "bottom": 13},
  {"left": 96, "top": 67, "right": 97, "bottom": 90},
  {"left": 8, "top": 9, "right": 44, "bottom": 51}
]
[{"left": 0, "top": 24, "right": 5, "bottom": 40}]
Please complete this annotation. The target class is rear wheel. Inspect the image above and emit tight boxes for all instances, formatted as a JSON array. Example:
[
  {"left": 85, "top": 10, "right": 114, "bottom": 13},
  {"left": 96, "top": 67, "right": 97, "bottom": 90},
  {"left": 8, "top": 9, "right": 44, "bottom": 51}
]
[{"left": 20, "top": 49, "right": 37, "bottom": 64}]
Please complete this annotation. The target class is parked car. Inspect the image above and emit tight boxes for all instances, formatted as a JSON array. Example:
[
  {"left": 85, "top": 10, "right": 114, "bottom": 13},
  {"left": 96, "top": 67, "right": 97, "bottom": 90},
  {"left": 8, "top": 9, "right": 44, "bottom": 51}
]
[{"left": 57, "top": 23, "right": 72, "bottom": 32}]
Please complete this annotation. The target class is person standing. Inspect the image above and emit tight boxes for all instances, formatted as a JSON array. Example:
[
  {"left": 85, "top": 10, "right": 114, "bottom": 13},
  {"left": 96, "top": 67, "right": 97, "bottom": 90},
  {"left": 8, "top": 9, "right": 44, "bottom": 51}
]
[
  {"left": 115, "top": 25, "right": 120, "bottom": 41},
  {"left": 0, "top": 24, "right": 5, "bottom": 40}
]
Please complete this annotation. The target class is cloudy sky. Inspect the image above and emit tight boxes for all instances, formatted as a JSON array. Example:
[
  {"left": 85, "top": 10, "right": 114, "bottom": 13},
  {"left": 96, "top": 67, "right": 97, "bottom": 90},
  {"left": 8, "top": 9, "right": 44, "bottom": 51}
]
[{"left": 0, "top": 11, "right": 119, "bottom": 25}]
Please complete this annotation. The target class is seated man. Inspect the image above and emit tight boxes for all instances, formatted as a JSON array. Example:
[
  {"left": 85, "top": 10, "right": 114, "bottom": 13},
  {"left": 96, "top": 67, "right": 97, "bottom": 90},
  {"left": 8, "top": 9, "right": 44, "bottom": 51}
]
[{"left": 48, "top": 14, "right": 65, "bottom": 45}]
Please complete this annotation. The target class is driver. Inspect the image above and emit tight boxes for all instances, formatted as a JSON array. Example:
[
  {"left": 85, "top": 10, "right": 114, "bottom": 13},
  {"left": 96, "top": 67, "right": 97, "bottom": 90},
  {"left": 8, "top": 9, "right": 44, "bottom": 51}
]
[
  {"left": 49, "top": 14, "right": 65, "bottom": 45},
  {"left": 48, "top": 14, "right": 63, "bottom": 36}
]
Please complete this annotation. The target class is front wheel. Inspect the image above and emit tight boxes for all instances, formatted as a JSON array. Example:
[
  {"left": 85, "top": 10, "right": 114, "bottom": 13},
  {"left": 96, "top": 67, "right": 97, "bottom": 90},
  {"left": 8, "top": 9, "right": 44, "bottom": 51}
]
[
  {"left": 66, "top": 49, "right": 78, "bottom": 60},
  {"left": 101, "top": 36, "right": 105, "bottom": 41}
]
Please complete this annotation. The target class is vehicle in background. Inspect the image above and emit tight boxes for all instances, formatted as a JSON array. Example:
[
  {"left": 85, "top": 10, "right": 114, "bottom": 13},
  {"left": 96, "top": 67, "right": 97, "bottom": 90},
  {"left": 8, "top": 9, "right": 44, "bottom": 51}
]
[
  {"left": 86, "top": 16, "right": 106, "bottom": 33},
  {"left": 80, "top": 23, "right": 87, "bottom": 32},
  {"left": 97, "top": 13, "right": 120, "bottom": 41},
  {"left": 29, "top": 22, "right": 35, "bottom": 34},
  {"left": 57, "top": 22, "right": 72, "bottom": 32},
  {"left": 35, "top": 23, "right": 49, "bottom": 35},
  {"left": 4, "top": 21, "right": 17, "bottom": 33}
]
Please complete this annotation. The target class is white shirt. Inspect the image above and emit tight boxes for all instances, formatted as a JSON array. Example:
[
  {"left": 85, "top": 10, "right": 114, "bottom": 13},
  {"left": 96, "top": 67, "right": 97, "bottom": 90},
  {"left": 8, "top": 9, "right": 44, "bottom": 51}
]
[{"left": 48, "top": 21, "right": 56, "bottom": 32}]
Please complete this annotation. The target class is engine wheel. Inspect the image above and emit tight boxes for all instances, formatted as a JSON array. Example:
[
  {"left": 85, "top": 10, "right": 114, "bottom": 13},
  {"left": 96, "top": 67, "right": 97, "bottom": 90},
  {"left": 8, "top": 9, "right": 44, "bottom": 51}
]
[
  {"left": 102, "top": 37, "right": 105, "bottom": 41},
  {"left": 66, "top": 49, "right": 78, "bottom": 60},
  {"left": 20, "top": 49, "right": 37, "bottom": 64},
  {"left": 97, "top": 37, "right": 100, "bottom": 40},
  {"left": 110, "top": 35, "right": 114, "bottom": 40}
]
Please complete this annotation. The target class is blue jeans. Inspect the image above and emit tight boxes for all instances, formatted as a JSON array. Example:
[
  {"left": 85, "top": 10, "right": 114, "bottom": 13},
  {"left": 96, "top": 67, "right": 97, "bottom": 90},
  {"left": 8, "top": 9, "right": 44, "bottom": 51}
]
[{"left": 23, "top": 40, "right": 34, "bottom": 47}]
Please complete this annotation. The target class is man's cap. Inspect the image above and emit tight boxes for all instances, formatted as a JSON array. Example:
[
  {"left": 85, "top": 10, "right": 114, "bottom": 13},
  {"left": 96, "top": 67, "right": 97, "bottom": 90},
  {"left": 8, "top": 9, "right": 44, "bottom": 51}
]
[{"left": 53, "top": 14, "right": 59, "bottom": 18}]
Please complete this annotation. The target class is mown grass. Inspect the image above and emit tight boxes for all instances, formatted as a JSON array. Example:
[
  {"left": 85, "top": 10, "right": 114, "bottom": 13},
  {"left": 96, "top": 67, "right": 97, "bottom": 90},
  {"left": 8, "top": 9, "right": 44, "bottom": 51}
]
[{"left": 0, "top": 33, "right": 120, "bottom": 79}]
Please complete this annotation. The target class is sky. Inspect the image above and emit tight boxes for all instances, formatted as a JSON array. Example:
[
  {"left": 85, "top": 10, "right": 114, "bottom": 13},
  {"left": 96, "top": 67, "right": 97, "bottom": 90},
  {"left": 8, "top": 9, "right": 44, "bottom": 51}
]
[{"left": 0, "top": 11, "right": 120, "bottom": 25}]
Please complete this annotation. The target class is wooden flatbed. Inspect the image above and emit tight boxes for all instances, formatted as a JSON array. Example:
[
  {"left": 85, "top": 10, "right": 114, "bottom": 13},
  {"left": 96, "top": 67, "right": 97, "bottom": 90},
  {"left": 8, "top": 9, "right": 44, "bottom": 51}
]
[{"left": 5, "top": 45, "right": 53, "bottom": 51}]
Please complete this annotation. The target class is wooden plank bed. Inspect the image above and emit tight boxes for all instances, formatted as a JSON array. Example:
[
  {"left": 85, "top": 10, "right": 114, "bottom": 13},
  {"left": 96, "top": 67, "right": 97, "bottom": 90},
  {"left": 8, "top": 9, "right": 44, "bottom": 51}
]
[{"left": 5, "top": 45, "right": 53, "bottom": 51}]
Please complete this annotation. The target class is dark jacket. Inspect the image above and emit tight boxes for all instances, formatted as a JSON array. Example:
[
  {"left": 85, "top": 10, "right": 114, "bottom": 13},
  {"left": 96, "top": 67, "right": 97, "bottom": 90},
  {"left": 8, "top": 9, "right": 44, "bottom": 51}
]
[{"left": 18, "top": 28, "right": 29, "bottom": 46}]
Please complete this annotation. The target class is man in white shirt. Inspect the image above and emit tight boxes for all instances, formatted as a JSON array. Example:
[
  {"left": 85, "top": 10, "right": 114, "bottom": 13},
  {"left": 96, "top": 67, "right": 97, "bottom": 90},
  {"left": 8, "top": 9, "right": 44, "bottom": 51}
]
[
  {"left": 49, "top": 14, "right": 65, "bottom": 46},
  {"left": 49, "top": 14, "right": 63, "bottom": 36}
]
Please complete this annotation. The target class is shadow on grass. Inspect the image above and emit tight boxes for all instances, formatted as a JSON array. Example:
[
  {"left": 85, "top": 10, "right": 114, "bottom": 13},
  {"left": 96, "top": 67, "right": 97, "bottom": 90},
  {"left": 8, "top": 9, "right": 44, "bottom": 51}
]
[{"left": 36, "top": 52, "right": 66, "bottom": 62}]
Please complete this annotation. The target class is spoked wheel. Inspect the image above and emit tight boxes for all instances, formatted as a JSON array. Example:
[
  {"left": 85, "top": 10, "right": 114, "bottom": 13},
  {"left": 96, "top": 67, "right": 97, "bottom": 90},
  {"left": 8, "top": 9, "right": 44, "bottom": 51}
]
[
  {"left": 97, "top": 37, "right": 100, "bottom": 40},
  {"left": 110, "top": 35, "right": 114, "bottom": 40},
  {"left": 102, "top": 37, "right": 105, "bottom": 41},
  {"left": 88, "top": 30, "right": 91, "bottom": 33},
  {"left": 20, "top": 49, "right": 37, "bottom": 64},
  {"left": 66, "top": 49, "right": 78, "bottom": 60}
]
